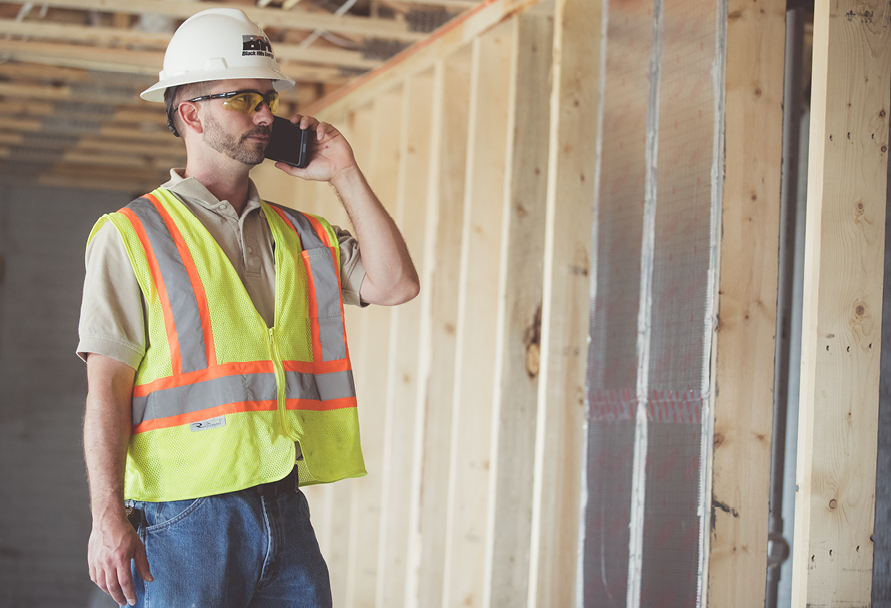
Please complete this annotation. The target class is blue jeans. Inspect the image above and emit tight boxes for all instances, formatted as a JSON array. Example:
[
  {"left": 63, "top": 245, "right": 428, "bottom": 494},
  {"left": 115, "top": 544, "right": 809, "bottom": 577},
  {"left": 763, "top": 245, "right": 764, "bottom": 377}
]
[{"left": 127, "top": 481, "right": 332, "bottom": 607}]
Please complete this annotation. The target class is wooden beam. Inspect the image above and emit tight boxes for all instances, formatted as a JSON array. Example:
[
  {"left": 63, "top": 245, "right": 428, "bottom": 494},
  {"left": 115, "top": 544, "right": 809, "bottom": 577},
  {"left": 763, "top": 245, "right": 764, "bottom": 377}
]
[
  {"left": 0, "top": 146, "right": 180, "bottom": 170},
  {"left": 485, "top": 4, "right": 552, "bottom": 606},
  {"left": 707, "top": 0, "right": 786, "bottom": 601},
  {"left": 791, "top": 0, "right": 891, "bottom": 603},
  {"left": 343, "top": 91, "right": 402, "bottom": 607},
  {"left": 375, "top": 69, "right": 434, "bottom": 608},
  {"left": 0, "top": 38, "right": 348, "bottom": 81},
  {"left": 0, "top": 130, "right": 184, "bottom": 158},
  {"left": 0, "top": 19, "right": 384, "bottom": 70},
  {"left": 34, "top": 173, "right": 162, "bottom": 192},
  {"left": 0, "top": 0, "right": 426, "bottom": 41},
  {"left": 304, "top": 0, "right": 543, "bottom": 117},
  {"left": 441, "top": 18, "right": 514, "bottom": 608},
  {"left": 403, "top": 45, "right": 472, "bottom": 608},
  {"left": 528, "top": 0, "right": 598, "bottom": 603}
]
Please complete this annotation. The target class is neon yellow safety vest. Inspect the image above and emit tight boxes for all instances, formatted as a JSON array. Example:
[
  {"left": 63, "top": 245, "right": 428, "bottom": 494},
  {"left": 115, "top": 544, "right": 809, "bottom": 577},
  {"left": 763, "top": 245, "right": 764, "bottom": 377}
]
[{"left": 88, "top": 188, "right": 366, "bottom": 502}]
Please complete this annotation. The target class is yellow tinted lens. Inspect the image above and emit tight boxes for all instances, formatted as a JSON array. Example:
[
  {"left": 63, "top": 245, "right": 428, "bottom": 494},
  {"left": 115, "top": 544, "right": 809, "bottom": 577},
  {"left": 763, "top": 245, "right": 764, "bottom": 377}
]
[
  {"left": 222, "top": 92, "right": 279, "bottom": 114},
  {"left": 222, "top": 93, "right": 259, "bottom": 114}
]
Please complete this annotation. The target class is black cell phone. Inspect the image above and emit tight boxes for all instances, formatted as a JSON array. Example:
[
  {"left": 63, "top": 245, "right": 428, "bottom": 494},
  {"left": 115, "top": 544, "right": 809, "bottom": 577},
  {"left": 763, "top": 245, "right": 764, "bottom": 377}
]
[{"left": 265, "top": 115, "right": 313, "bottom": 169}]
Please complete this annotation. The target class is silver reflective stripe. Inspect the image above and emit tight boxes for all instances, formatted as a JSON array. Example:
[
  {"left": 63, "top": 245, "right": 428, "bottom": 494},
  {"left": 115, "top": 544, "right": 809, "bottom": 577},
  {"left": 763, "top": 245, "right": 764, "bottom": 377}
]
[
  {"left": 306, "top": 248, "right": 347, "bottom": 361},
  {"left": 285, "top": 369, "right": 356, "bottom": 402},
  {"left": 128, "top": 197, "right": 208, "bottom": 374},
  {"left": 268, "top": 203, "right": 348, "bottom": 362},
  {"left": 132, "top": 372, "right": 278, "bottom": 425},
  {"left": 268, "top": 203, "right": 326, "bottom": 250},
  {"left": 132, "top": 369, "right": 357, "bottom": 425}
]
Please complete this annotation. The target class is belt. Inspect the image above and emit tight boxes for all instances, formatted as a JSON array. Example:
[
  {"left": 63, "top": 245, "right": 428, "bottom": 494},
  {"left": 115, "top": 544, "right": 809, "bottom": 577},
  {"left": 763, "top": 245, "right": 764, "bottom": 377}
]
[{"left": 255, "top": 467, "right": 299, "bottom": 497}]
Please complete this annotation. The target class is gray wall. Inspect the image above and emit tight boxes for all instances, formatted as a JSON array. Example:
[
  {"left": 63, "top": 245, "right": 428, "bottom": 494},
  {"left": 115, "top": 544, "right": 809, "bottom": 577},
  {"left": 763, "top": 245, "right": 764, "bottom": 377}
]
[{"left": 0, "top": 185, "right": 137, "bottom": 606}]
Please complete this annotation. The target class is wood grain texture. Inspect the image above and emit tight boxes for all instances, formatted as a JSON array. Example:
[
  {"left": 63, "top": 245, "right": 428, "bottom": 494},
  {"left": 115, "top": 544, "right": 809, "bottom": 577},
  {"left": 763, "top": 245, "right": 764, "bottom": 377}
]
[
  {"left": 407, "top": 47, "right": 473, "bottom": 608},
  {"left": 442, "top": 19, "right": 515, "bottom": 608},
  {"left": 485, "top": 4, "right": 554, "bottom": 607},
  {"left": 791, "top": 0, "right": 891, "bottom": 604},
  {"left": 707, "top": 0, "right": 786, "bottom": 603},
  {"left": 376, "top": 69, "right": 435, "bottom": 608},
  {"left": 344, "top": 94, "right": 402, "bottom": 608},
  {"left": 529, "top": 0, "right": 599, "bottom": 604}
]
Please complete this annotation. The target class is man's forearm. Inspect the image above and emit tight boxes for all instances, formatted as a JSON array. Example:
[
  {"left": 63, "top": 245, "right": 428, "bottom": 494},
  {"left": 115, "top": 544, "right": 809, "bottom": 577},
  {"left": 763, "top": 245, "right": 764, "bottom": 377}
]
[
  {"left": 84, "top": 354, "right": 136, "bottom": 522},
  {"left": 330, "top": 165, "right": 420, "bottom": 306}
]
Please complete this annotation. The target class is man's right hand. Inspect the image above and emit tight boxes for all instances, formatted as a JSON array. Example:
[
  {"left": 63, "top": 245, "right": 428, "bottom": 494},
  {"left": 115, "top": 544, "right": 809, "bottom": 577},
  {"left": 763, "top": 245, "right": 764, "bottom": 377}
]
[{"left": 88, "top": 512, "right": 152, "bottom": 606}]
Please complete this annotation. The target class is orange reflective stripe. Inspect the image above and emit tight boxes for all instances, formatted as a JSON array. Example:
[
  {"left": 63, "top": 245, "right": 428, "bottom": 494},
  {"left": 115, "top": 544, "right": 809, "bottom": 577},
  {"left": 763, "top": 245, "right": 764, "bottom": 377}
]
[
  {"left": 133, "top": 360, "right": 275, "bottom": 397},
  {"left": 281, "top": 358, "right": 351, "bottom": 375},
  {"left": 119, "top": 206, "right": 184, "bottom": 376},
  {"left": 268, "top": 205, "right": 296, "bottom": 242},
  {"left": 303, "top": 213, "right": 332, "bottom": 248},
  {"left": 302, "top": 252, "right": 325, "bottom": 363},
  {"left": 285, "top": 396, "right": 357, "bottom": 412},
  {"left": 144, "top": 192, "right": 217, "bottom": 368},
  {"left": 131, "top": 400, "right": 278, "bottom": 434}
]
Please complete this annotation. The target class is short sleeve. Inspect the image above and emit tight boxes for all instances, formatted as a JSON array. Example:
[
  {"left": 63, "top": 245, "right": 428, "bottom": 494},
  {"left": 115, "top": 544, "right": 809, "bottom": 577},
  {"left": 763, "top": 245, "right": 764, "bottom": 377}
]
[
  {"left": 333, "top": 225, "right": 368, "bottom": 307},
  {"left": 76, "top": 221, "right": 146, "bottom": 369}
]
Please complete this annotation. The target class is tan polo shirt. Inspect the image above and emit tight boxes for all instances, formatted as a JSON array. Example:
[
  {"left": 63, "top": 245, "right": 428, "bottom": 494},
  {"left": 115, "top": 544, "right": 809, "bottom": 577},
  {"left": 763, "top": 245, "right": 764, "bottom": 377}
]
[{"left": 77, "top": 169, "right": 366, "bottom": 369}]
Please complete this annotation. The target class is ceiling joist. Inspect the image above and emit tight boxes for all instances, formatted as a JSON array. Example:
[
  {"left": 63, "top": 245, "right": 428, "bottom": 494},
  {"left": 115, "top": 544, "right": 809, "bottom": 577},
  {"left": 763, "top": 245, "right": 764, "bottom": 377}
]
[
  {"left": 0, "top": 19, "right": 384, "bottom": 70},
  {"left": 0, "top": 0, "right": 427, "bottom": 41},
  {"left": 0, "top": 38, "right": 351, "bottom": 82}
]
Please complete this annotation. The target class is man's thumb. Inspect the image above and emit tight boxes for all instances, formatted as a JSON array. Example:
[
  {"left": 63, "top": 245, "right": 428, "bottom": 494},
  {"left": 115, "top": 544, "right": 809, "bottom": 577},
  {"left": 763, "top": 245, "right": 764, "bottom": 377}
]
[{"left": 134, "top": 546, "right": 153, "bottom": 582}]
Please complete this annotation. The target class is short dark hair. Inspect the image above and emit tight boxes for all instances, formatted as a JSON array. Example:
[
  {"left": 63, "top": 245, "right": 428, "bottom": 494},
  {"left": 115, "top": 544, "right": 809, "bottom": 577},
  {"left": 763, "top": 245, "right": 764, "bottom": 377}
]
[{"left": 164, "top": 82, "right": 209, "bottom": 137}]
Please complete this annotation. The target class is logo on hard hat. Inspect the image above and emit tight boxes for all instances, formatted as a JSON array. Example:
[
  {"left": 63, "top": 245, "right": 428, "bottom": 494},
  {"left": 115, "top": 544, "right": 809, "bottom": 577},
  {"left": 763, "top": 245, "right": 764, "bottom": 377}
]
[{"left": 242, "top": 35, "right": 273, "bottom": 58}]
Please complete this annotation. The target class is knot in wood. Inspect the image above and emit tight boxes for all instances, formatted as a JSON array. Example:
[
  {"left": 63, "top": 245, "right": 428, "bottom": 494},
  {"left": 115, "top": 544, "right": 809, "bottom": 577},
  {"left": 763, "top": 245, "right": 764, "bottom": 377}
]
[
  {"left": 829, "top": 498, "right": 838, "bottom": 510},
  {"left": 523, "top": 305, "right": 543, "bottom": 379}
]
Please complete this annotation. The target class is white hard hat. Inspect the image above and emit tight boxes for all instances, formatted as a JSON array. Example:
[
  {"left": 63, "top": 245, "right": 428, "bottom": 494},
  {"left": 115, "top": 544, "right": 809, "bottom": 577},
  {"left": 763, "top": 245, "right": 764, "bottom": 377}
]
[{"left": 140, "top": 8, "right": 295, "bottom": 102}]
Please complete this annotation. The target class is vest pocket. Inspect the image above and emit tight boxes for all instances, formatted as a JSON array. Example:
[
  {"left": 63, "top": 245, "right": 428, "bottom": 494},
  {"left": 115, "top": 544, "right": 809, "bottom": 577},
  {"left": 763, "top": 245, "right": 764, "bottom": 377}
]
[{"left": 302, "top": 247, "right": 341, "bottom": 318}]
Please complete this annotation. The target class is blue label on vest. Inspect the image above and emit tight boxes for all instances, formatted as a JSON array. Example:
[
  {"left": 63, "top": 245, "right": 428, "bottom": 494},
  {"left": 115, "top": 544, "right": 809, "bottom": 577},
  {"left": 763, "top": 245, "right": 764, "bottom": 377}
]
[{"left": 190, "top": 416, "right": 226, "bottom": 432}]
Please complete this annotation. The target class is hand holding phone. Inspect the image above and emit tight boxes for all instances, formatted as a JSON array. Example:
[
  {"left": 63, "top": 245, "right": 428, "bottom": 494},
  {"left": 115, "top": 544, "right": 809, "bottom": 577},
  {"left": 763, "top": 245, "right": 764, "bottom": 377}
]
[{"left": 265, "top": 115, "right": 313, "bottom": 169}]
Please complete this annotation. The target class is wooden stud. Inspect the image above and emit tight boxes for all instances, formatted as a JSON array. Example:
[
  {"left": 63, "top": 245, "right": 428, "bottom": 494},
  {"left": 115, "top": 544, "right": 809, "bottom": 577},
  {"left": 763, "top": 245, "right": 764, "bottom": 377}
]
[
  {"left": 441, "top": 19, "right": 514, "bottom": 608},
  {"left": 303, "top": 0, "right": 543, "bottom": 119},
  {"left": 791, "top": 0, "right": 891, "bottom": 604},
  {"left": 528, "top": 0, "right": 598, "bottom": 604},
  {"left": 343, "top": 91, "right": 403, "bottom": 607},
  {"left": 376, "top": 68, "right": 434, "bottom": 608},
  {"left": 404, "top": 45, "right": 473, "bottom": 608},
  {"left": 483, "top": 4, "right": 553, "bottom": 606},
  {"left": 707, "top": 0, "right": 786, "bottom": 603}
]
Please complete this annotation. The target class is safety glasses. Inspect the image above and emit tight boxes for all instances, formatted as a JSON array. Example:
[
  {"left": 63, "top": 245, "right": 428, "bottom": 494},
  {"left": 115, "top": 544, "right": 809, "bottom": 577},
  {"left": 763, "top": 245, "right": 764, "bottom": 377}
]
[{"left": 185, "top": 89, "right": 280, "bottom": 115}]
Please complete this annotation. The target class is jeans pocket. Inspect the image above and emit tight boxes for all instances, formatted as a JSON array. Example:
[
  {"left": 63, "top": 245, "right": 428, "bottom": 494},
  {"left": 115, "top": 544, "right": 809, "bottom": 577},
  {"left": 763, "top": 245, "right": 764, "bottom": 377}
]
[{"left": 143, "top": 497, "right": 207, "bottom": 533}]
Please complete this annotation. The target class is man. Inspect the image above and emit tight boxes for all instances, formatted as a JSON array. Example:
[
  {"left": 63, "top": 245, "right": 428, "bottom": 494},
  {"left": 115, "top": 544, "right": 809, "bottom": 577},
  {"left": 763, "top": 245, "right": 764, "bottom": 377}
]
[{"left": 78, "top": 8, "right": 418, "bottom": 607}]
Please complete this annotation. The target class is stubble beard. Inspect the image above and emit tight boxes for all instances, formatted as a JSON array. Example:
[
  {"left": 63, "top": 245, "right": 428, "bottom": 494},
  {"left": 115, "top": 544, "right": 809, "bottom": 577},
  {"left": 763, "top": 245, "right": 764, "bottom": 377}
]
[{"left": 203, "top": 112, "right": 271, "bottom": 166}]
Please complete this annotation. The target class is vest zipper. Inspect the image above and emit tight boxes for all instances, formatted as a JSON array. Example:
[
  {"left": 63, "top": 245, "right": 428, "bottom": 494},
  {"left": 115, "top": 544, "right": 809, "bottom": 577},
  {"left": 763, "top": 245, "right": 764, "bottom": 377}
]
[{"left": 268, "top": 327, "right": 289, "bottom": 438}]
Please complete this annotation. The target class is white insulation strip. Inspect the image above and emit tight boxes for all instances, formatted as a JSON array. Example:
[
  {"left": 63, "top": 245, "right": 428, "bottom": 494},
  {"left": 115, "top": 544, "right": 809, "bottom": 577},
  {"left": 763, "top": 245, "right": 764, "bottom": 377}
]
[
  {"left": 697, "top": 0, "right": 727, "bottom": 603},
  {"left": 626, "top": 0, "right": 664, "bottom": 604},
  {"left": 575, "top": 0, "right": 611, "bottom": 604}
]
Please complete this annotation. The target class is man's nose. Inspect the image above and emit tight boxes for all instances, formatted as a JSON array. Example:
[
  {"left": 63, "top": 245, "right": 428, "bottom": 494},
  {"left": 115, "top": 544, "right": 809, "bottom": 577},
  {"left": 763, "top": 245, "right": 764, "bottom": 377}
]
[{"left": 254, "top": 100, "right": 274, "bottom": 126}]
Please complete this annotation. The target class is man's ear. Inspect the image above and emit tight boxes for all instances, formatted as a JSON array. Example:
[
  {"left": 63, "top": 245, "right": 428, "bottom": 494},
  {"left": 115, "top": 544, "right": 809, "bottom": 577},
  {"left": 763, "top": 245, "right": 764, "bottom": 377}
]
[{"left": 179, "top": 102, "right": 203, "bottom": 136}]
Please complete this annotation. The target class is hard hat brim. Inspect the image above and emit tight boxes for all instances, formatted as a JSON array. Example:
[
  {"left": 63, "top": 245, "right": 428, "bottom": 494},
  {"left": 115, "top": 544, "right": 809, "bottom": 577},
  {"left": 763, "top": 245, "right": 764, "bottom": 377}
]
[{"left": 140, "top": 67, "right": 296, "bottom": 102}]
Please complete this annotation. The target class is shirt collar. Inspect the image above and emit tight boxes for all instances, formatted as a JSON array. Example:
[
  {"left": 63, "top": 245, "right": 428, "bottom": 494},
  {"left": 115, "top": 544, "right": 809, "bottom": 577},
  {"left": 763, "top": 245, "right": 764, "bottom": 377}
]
[{"left": 161, "top": 168, "right": 263, "bottom": 214}]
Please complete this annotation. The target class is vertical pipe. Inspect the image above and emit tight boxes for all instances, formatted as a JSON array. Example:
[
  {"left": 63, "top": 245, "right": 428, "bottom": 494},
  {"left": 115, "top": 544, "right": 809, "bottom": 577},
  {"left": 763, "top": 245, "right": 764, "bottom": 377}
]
[{"left": 765, "top": 6, "right": 804, "bottom": 608}]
